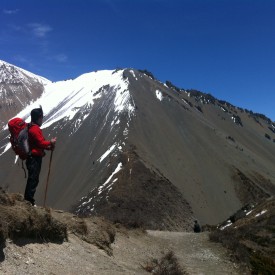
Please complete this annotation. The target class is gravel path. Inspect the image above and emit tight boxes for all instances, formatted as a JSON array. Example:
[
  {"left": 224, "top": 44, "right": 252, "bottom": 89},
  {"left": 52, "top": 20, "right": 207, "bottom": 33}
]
[
  {"left": 147, "top": 231, "right": 246, "bottom": 275},
  {"left": 0, "top": 231, "right": 246, "bottom": 274}
]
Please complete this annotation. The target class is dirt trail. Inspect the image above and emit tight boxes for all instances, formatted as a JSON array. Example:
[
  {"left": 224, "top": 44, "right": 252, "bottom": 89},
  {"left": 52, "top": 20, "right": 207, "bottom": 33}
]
[
  {"left": 146, "top": 231, "right": 246, "bottom": 275},
  {"left": 0, "top": 230, "right": 246, "bottom": 274}
]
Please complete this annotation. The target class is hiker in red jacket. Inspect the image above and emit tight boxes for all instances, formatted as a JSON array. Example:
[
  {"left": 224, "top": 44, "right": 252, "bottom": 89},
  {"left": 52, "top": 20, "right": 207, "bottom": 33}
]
[{"left": 24, "top": 107, "right": 56, "bottom": 206}]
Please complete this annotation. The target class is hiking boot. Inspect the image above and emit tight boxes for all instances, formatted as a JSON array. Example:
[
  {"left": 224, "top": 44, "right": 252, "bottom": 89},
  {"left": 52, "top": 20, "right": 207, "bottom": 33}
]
[{"left": 24, "top": 198, "right": 35, "bottom": 206}]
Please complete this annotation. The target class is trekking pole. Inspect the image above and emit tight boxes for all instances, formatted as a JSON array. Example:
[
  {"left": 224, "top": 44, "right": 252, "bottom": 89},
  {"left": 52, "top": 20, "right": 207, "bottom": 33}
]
[{"left": 43, "top": 150, "right": 53, "bottom": 207}]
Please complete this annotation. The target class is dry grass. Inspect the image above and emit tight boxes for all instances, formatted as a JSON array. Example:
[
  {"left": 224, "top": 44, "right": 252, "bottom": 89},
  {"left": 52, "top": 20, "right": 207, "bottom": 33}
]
[
  {"left": 142, "top": 251, "right": 188, "bottom": 275},
  {"left": 209, "top": 198, "right": 275, "bottom": 274},
  {"left": 0, "top": 208, "right": 67, "bottom": 244},
  {"left": 51, "top": 210, "right": 116, "bottom": 256},
  {"left": 209, "top": 227, "right": 250, "bottom": 265},
  {"left": 0, "top": 189, "right": 67, "bottom": 244},
  {"left": 82, "top": 217, "right": 116, "bottom": 256}
]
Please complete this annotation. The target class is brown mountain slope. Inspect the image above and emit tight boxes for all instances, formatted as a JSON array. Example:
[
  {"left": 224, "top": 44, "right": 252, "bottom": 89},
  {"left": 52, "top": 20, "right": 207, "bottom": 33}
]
[
  {"left": 75, "top": 149, "right": 194, "bottom": 231},
  {"left": 125, "top": 70, "right": 275, "bottom": 224}
]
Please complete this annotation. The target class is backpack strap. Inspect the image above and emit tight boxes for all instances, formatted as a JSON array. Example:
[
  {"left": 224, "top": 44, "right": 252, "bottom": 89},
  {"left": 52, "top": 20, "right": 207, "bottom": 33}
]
[
  {"left": 22, "top": 123, "right": 31, "bottom": 178},
  {"left": 27, "top": 123, "right": 32, "bottom": 158}
]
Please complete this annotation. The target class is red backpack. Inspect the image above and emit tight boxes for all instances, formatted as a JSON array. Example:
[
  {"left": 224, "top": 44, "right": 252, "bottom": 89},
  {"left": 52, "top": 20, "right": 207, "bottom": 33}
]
[{"left": 8, "top": 118, "right": 30, "bottom": 160}]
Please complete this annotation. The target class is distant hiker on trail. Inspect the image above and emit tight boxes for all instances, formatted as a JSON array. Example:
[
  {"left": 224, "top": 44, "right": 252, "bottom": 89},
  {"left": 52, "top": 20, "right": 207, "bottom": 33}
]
[
  {"left": 24, "top": 106, "right": 56, "bottom": 206},
  {"left": 193, "top": 220, "right": 201, "bottom": 233}
]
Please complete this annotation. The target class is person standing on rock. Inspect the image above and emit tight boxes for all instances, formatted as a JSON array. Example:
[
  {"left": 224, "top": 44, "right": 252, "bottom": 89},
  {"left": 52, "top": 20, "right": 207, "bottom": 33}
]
[
  {"left": 193, "top": 220, "right": 201, "bottom": 233},
  {"left": 24, "top": 106, "right": 56, "bottom": 206}
]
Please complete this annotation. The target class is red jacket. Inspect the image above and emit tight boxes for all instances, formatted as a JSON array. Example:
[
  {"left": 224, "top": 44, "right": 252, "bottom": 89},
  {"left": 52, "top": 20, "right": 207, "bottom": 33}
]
[{"left": 28, "top": 123, "right": 51, "bottom": 157}]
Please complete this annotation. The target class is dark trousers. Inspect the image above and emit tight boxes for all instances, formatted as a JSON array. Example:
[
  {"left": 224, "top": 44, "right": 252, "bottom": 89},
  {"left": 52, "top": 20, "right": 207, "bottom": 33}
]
[{"left": 24, "top": 156, "right": 42, "bottom": 205}]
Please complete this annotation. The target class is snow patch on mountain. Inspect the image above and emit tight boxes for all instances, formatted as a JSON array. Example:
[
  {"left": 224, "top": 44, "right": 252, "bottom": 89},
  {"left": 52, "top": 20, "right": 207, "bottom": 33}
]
[
  {"left": 155, "top": 90, "right": 163, "bottom": 101},
  {"left": 76, "top": 162, "right": 123, "bottom": 213},
  {"left": 130, "top": 70, "right": 138, "bottom": 80},
  {"left": 98, "top": 144, "right": 117, "bottom": 162},
  {"left": 0, "top": 138, "right": 11, "bottom": 157},
  {"left": 111, "top": 116, "right": 120, "bottom": 127},
  {"left": 113, "top": 82, "right": 135, "bottom": 116},
  {"left": 98, "top": 162, "right": 122, "bottom": 195},
  {"left": 68, "top": 108, "right": 91, "bottom": 136},
  {"left": 255, "top": 209, "right": 267, "bottom": 217},
  {"left": 182, "top": 99, "right": 189, "bottom": 105},
  {"left": 220, "top": 106, "right": 227, "bottom": 112},
  {"left": 96, "top": 142, "right": 123, "bottom": 162}
]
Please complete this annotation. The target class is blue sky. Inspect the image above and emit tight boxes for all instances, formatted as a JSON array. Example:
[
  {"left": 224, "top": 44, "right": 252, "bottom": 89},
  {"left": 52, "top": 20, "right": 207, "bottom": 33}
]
[{"left": 1, "top": 0, "right": 275, "bottom": 121}]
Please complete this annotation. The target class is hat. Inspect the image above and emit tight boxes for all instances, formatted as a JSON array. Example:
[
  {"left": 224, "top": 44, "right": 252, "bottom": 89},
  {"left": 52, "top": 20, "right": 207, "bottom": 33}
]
[{"left": 31, "top": 105, "right": 43, "bottom": 122}]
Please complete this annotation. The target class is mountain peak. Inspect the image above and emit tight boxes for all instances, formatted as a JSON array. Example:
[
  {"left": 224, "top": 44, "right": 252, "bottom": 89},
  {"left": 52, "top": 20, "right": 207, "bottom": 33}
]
[
  {"left": 0, "top": 59, "right": 51, "bottom": 85},
  {"left": 11, "top": 68, "right": 135, "bottom": 131},
  {"left": 0, "top": 60, "right": 51, "bottom": 125}
]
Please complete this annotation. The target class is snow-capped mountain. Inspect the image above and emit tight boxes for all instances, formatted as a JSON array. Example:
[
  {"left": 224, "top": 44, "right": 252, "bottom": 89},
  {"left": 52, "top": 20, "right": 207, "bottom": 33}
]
[
  {"left": 0, "top": 61, "right": 275, "bottom": 230},
  {"left": 0, "top": 60, "right": 49, "bottom": 85},
  {"left": 0, "top": 60, "right": 50, "bottom": 128}
]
